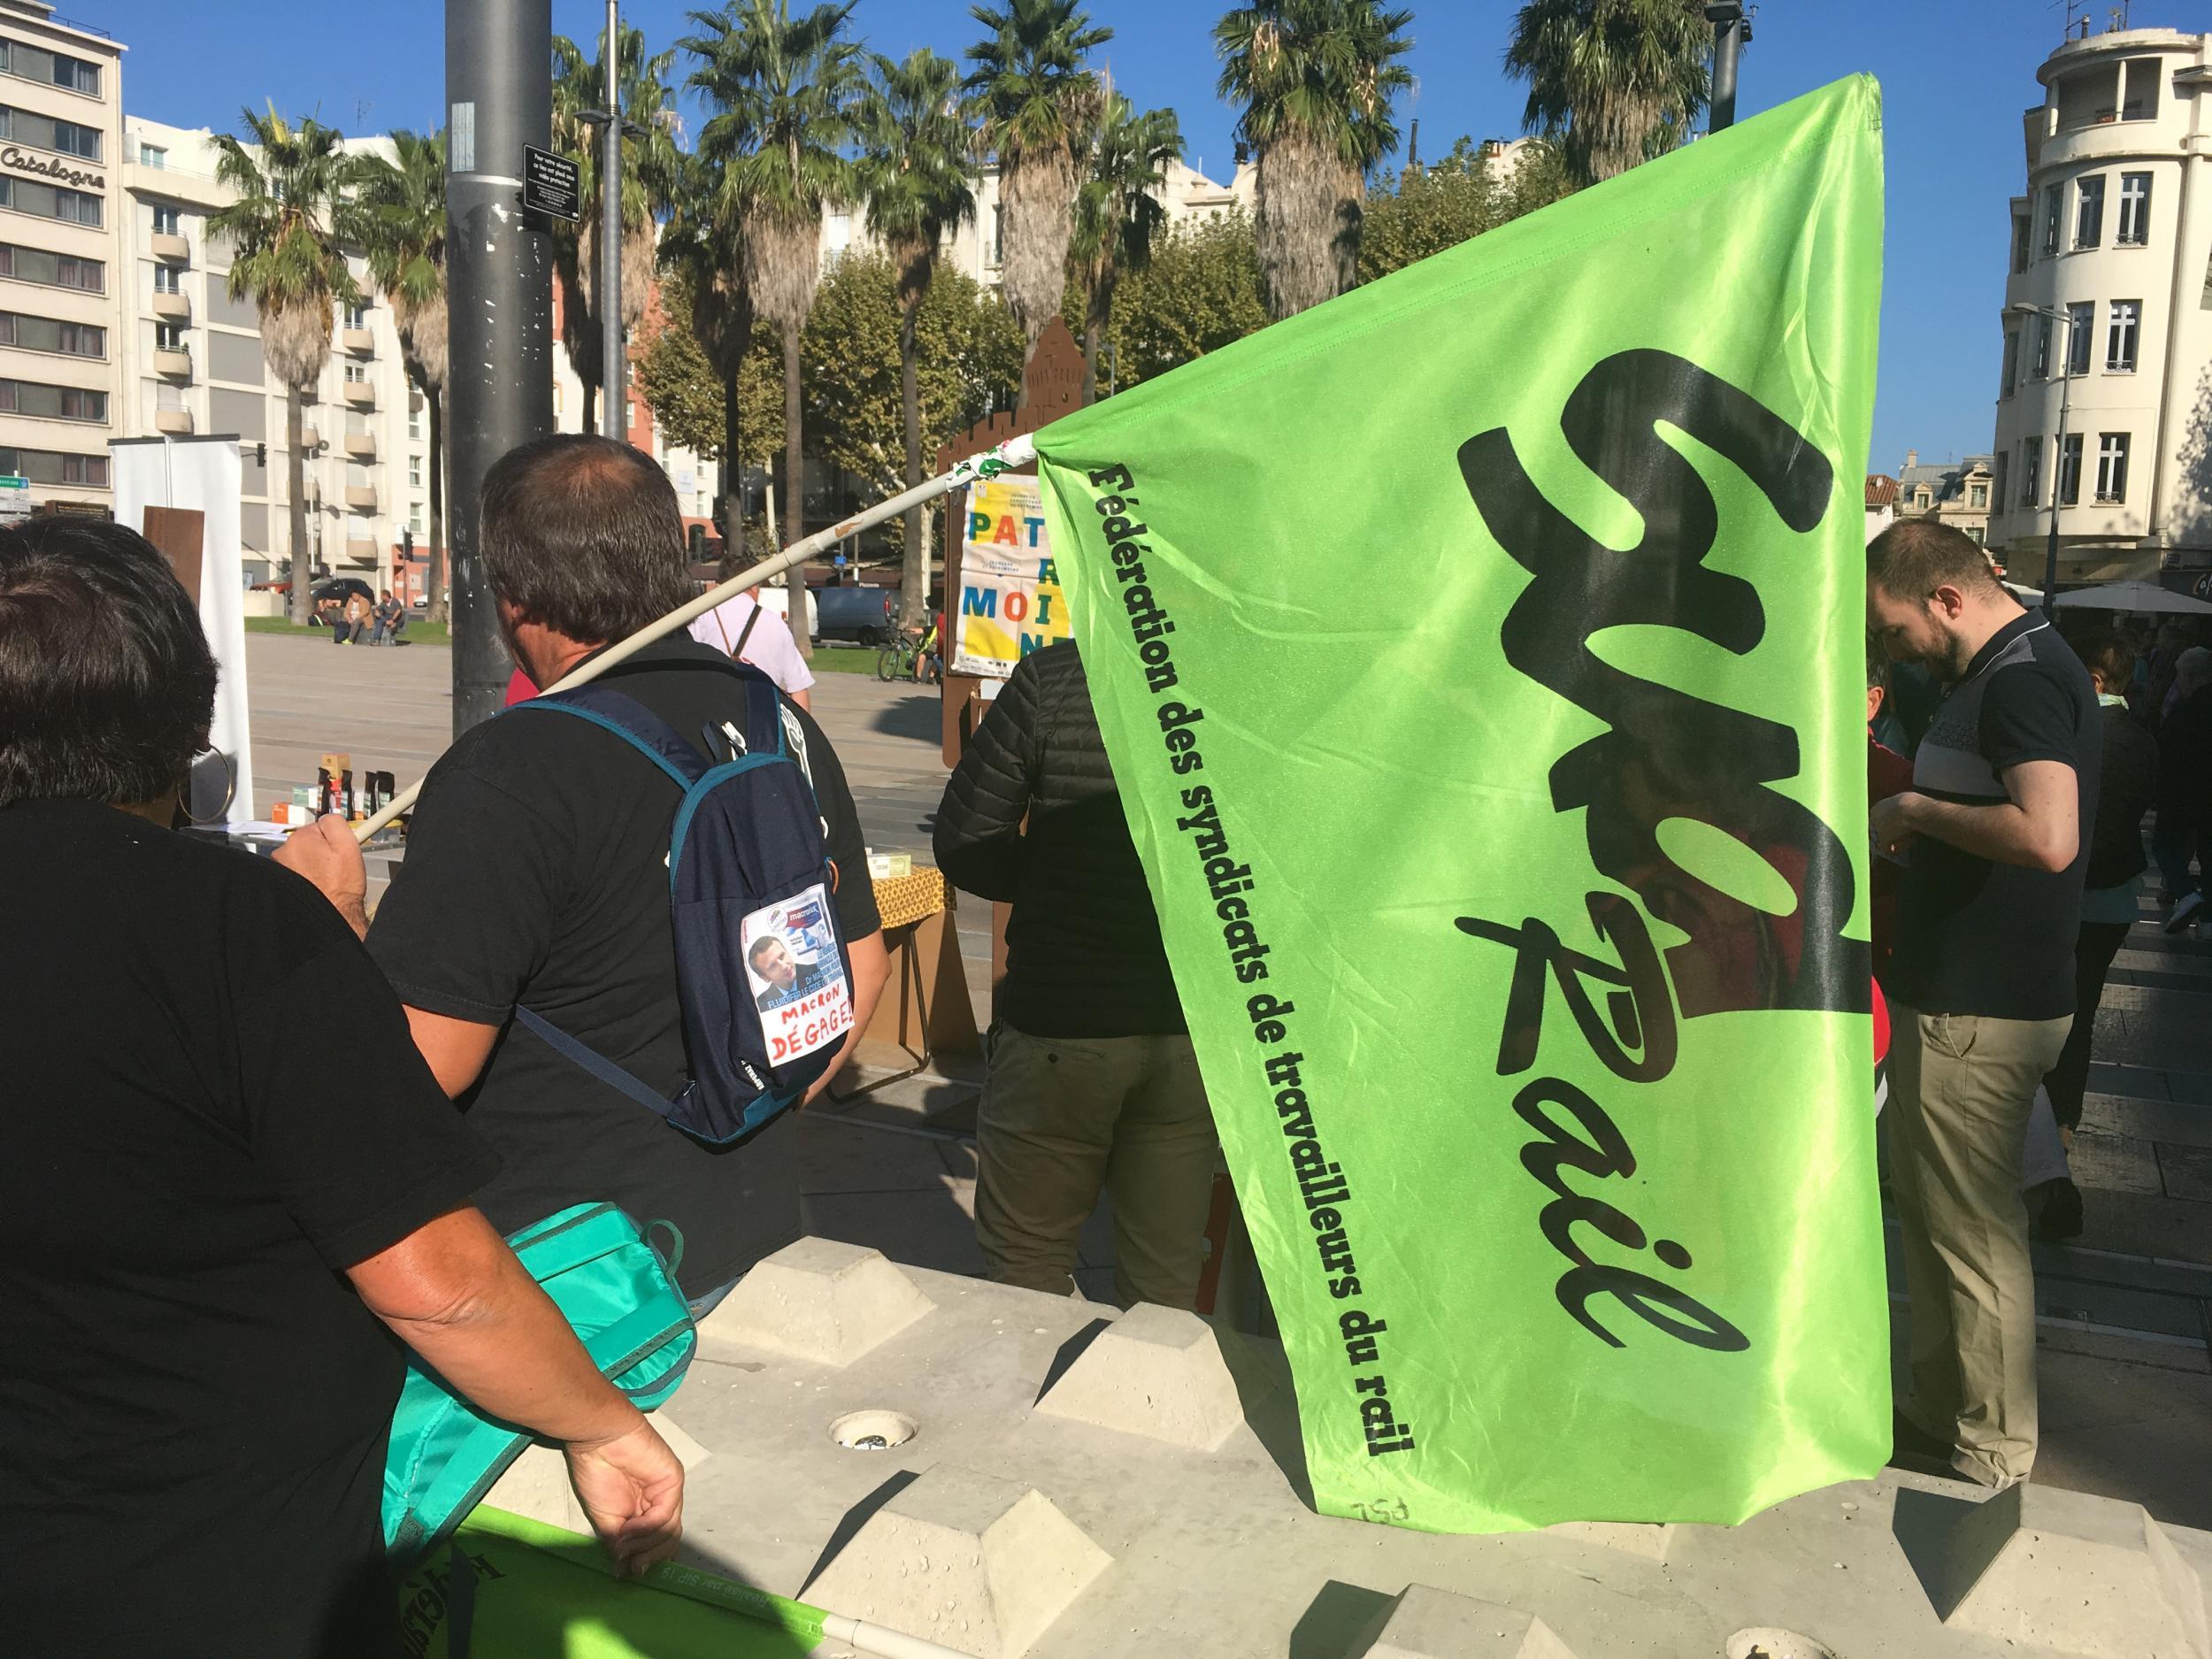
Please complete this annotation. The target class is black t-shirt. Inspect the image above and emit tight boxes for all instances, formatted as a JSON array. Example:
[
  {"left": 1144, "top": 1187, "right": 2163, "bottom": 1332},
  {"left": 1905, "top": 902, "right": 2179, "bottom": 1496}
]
[
  {"left": 367, "top": 639, "right": 880, "bottom": 1297},
  {"left": 0, "top": 800, "right": 497, "bottom": 1659},
  {"left": 1893, "top": 612, "right": 2101, "bottom": 1019}
]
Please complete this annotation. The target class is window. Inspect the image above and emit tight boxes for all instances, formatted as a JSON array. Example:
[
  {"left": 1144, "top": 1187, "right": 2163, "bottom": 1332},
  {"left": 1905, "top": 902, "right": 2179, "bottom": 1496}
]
[
  {"left": 1992, "top": 453, "right": 2009, "bottom": 511},
  {"left": 0, "top": 311, "right": 102, "bottom": 357},
  {"left": 0, "top": 243, "right": 103, "bottom": 293},
  {"left": 151, "top": 204, "right": 179, "bottom": 235},
  {"left": 2040, "top": 185, "right": 2062, "bottom": 257},
  {"left": 407, "top": 453, "right": 422, "bottom": 488},
  {"left": 2073, "top": 175, "right": 2105, "bottom": 249},
  {"left": 2057, "top": 434, "right": 2083, "bottom": 505},
  {"left": 2096, "top": 433, "right": 2131, "bottom": 503},
  {"left": 154, "top": 322, "right": 184, "bottom": 351},
  {"left": 1969, "top": 482, "right": 1989, "bottom": 509},
  {"left": 409, "top": 500, "right": 425, "bottom": 535},
  {"left": 2066, "top": 303, "right": 2093, "bottom": 375},
  {"left": 0, "top": 176, "right": 102, "bottom": 227},
  {"left": 2032, "top": 316, "right": 2053, "bottom": 379},
  {"left": 345, "top": 302, "right": 371, "bottom": 330},
  {"left": 2020, "top": 438, "right": 2041, "bottom": 508},
  {"left": 0, "top": 446, "right": 108, "bottom": 486},
  {"left": 0, "top": 40, "right": 103, "bottom": 96},
  {"left": 140, "top": 144, "right": 165, "bottom": 168},
  {"left": 989, "top": 203, "right": 1004, "bottom": 267},
  {"left": 406, "top": 399, "right": 422, "bottom": 440},
  {"left": 0, "top": 104, "right": 104, "bottom": 160},
  {"left": 2000, "top": 330, "right": 2019, "bottom": 397},
  {"left": 2011, "top": 214, "right": 2031, "bottom": 275},
  {"left": 152, "top": 263, "right": 180, "bottom": 295},
  {"left": 2108, "top": 300, "right": 2139, "bottom": 372},
  {"left": 0, "top": 379, "right": 106, "bottom": 421},
  {"left": 2116, "top": 173, "right": 2151, "bottom": 245},
  {"left": 343, "top": 361, "right": 367, "bottom": 383},
  {"left": 1915, "top": 488, "right": 1932, "bottom": 510}
]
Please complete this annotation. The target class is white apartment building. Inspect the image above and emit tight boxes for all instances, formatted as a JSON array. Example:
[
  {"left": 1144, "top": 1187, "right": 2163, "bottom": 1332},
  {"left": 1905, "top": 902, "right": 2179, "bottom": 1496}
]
[
  {"left": 1989, "top": 24, "right": 2212, "bottom": 586},
  {"left": 117, "top": 119, "right": 427, "bottom": 594},
  {"left": 0, "top": 0, "right": 122, "bottom": 514}
]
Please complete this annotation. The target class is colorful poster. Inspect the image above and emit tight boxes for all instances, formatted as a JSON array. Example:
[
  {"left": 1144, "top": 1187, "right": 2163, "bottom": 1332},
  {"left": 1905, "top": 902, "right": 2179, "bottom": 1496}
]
[
  {"left": 1033, "top": 79, "right": 1888, "bottom": 1532},
  {"left": 742, "top": 886, "right": 852, "bottom": 1065},
  {"left": 954, "top": 475, "right": 1069, "bottom": 678}
]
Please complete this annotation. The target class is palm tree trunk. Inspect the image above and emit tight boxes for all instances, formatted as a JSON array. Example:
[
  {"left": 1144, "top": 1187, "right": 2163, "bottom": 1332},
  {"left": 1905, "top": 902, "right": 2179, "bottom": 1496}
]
[
  {"left": 581, "top": 378, "right": 597, "bottom": 435},
  {"left": 426, "top": 389, "right": 448, "bottom": 626},
  {"left": 781, "top": 319, "right": 810, "bottom": 661},
  {"left": 286, "top": 388, "right": 311, "bottom": 626},
  {"left": 721, "top": 367, "right": 742, "bottom": 565},
  {"left": 898, "top": 297, "right": 926, "bottom": 629}
]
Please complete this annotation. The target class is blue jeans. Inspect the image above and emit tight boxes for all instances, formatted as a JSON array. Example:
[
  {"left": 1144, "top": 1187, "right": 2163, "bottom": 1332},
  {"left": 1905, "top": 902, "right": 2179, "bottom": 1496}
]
[
  {"left": 685, "top": 1279, "right": 738, "bottom": 1320},
  {"left": 2154, "top": 824, "right": 2206, "bottom": 902}
]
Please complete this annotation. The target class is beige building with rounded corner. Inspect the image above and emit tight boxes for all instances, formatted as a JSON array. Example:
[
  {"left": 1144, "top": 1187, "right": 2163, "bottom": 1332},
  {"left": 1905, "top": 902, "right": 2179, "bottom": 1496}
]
[{"left": 1989, "top": 24, "right": 2212, "bottom": 588}]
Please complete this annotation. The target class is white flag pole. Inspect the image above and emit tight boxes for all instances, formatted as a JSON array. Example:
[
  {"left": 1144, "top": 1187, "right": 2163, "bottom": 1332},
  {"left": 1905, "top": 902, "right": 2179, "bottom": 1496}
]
[{"left": 350, "top": 434, "right": 1036, "bottom": 843}]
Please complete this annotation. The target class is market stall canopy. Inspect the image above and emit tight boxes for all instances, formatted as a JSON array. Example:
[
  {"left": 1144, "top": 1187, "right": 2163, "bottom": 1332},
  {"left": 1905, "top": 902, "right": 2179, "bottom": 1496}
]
[{"left": 2052, "top": 580, "right": 2212, "bottom": 616}]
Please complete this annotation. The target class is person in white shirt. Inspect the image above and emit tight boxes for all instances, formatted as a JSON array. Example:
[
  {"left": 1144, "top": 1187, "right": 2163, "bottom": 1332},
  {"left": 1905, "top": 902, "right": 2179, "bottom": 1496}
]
[{"left": 687, "top": 585, "right": 814, "bottom": 712}]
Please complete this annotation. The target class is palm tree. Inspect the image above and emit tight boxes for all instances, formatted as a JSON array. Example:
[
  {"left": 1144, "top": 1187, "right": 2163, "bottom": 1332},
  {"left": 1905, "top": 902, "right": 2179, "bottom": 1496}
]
[
  {"left": 964, "top": 0, "right": 1110, "bottom": 380},
  {"left": 662, "top": 152, "right": 757, "bottom": 569},
  {"left": 1069, "top": 96, "right": 1181, "bottom": 404},
  {"left": 1214, "top": 0, "right": 1414, "bottom": 320},
  {"left": 356, "top": 129, "right": 450, "bottom": 624},
  {"left": 686, "top": 0, "right": 863, "bottom": 657},
  {"left": 856, "top": 48, "right": 975, "bottom": 628},
  {"left": 553, "top": 28, "right": 686, "bottom": 432},
  {"left": 209, "top": 106, "right": 364, "bottom": 625},
  {"left": 1503, "top": 0, "right": 1710, "bottom": 186}
]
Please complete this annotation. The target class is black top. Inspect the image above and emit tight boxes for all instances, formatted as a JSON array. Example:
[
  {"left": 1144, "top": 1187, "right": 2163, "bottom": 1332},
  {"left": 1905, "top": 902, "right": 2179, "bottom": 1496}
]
[
  {"left": 1893, "top": 613, "right": 2101, "bottom": 1019},
  {"left": 934, "top": 641, "right": 1187, "bottom": 1038},
  {"left": 2157, "top": 684, "right": 2212, "bottom": 830},
  {"left": 0, "top": 799, "right": 497, "bottom": 1659},
  {"left": 368, "top": 639, "right": 879, "bottom": 1297},
  {"left": 2087, "top": 697, "right": 2157, "bottom": 890}
]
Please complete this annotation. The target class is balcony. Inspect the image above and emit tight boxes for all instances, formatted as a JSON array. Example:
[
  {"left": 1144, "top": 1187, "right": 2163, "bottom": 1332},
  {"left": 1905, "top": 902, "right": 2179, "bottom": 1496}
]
[
  {"left": 150, "top": 291, "right": 189, "bottom": 321},
  {"left": 345, "top": 484, "right": 379, "bottom": 511},
  {"left": 342, "top": 380, "right": 374, "bottom": 409},
  {"left": 151, "top": 232, "right": 189, "bottom": 263},
  {"left": 343, "top": 431, "right": 377, "bottom": 461},
  {"left": 343, "top": 536, "right": 380, "bottom": 564},
  {"left": 342, "top": 328, "right": 374, "bottom": 356},
  {"left": 153, "top": 349, "right": 192, "bottom": 379},
  {"left": 154, "top": 408, "right": 192, "bottom": 435}
]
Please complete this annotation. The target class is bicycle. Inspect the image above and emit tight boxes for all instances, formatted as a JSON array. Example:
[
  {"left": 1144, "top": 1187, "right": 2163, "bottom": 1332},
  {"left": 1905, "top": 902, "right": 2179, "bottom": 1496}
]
[{"left": 876, "top": 628, "right": 941, "bottom": 685}]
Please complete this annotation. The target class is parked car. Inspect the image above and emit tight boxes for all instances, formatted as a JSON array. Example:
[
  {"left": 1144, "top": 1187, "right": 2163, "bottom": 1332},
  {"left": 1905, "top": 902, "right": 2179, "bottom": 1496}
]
[{"left": 812, "top": 584, "right": 897, "bottom": 646}]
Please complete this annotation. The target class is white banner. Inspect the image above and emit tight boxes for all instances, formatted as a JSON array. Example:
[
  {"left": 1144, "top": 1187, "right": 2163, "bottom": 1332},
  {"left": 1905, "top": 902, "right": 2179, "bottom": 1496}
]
[{"left": 111, "top": 437, "right": 253, "bottom": 822}]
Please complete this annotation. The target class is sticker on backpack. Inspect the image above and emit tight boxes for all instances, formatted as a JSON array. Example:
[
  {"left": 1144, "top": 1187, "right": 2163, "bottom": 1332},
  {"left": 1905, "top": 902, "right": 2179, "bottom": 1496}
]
[{"left": 741, "top": 884, "right": 854, "bottom": 1064}]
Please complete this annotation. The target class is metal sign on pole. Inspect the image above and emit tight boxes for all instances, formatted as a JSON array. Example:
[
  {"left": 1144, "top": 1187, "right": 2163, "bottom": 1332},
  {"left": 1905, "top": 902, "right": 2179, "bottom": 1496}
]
[
  {"left": 446, "top": 0, "right": 557, "bottom": 735},
  {"left": 523, "top": 144, "right": 581, "bottom": 220}
]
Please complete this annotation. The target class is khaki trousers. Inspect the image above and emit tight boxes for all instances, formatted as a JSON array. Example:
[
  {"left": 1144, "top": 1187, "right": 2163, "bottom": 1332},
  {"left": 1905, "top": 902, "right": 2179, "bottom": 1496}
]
[
  {"left": 1888, "top": 1001, "right": 2071, "bottom": 1486},
  {"left": 974, "top": 1025, "right": 1217, "bottom": 1310}
]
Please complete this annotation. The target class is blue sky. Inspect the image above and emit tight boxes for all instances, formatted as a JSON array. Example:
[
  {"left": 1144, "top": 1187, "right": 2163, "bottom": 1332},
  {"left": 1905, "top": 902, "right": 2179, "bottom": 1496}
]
[{"left": 101, "top": 0, "right": 2089, "bottom": 471}]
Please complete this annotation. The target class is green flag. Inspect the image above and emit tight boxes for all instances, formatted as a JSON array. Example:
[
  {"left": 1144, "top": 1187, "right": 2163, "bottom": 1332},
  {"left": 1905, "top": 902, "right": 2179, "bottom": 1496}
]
[{"left": 1033, "top": 78, "right": 1887, "bottom": 1532}]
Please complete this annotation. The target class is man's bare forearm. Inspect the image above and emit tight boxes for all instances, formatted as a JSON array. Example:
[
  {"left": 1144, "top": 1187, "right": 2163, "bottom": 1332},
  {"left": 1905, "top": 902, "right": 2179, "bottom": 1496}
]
[{"left": 1898, "top": 793, "right": 2070, "bottom": 872}]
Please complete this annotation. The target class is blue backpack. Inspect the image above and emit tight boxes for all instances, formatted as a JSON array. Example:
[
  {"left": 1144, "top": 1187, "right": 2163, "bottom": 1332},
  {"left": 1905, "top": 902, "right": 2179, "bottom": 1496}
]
[
  {"left": 511, "top": 664, "right": 856, "bottom": 1144},
  {"left": 382, "top": 1202, "right": 694, "bottom": 1568}
]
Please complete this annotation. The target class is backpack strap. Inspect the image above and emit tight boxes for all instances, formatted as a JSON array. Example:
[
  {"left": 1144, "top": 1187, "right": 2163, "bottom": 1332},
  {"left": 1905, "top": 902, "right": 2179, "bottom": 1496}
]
[
  {"left": 512, "top": 685, "right": 711, "bottom": 787},
  {"left": 511, "top": 1005, "right": 684, "bottom": 1118}
]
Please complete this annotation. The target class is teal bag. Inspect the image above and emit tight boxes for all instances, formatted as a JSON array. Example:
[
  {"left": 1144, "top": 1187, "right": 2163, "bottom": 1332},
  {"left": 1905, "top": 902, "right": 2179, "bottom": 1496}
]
[{"left": 381, "top": 1202, "right": 696, "bottom": 1568}]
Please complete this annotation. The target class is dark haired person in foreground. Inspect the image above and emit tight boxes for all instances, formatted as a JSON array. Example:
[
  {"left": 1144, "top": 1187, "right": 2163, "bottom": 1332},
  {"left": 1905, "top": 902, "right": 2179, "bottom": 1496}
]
[
  {"left": 0, "top": 518, "right": 684, "bottom": 1658},
  {"left": 1866, "top": 519, "right": 2099, "bottom": 1490},
  {"left": 280, "top": 435, "right": 888, "bottom": 1317}
]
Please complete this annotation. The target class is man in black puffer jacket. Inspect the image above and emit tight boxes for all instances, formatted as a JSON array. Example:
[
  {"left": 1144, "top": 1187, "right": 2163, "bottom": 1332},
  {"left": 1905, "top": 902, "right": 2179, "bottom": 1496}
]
[{"left": 934, "top": 641, "right": 1215, "bottom": 1308}]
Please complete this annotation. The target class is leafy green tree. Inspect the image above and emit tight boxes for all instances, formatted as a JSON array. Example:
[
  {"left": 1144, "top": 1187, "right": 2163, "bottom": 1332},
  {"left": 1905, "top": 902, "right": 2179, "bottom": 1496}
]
[
  {"left": 1075, "top": 210, "right": 1268, "bottom": 392},
  {"left": 856, "top": 48, "right": 977, "bottom": 625},
  {"left": 964, "top": 0, "right": 1110, "bottom": 377},
  {"left": 1503, "top": 0, "right": 1709, "bottom": 186},
  {"left": 1357, "top": 136, "right": 1578, "bottom": 280},
  {"left": 356, "top": 128, "right": 451, "bottom": 622},
  {"left": 1070, "top": 95, "right": 1181, "bottom": 403},
  {"left": 209, "top": 106, "right": 365, "bottom": 624},
  {"left": 686, "top": 0, "right": 864, "bottom": 655},
  {"left": 1214, "top": 0, "right": 1413, "bottom": 320}
]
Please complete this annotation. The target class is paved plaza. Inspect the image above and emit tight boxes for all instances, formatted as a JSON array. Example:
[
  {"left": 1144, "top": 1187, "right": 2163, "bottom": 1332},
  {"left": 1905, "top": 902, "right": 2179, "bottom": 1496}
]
[{"left": 241, "top": 631, "right": 2212, "bottom": 1532}]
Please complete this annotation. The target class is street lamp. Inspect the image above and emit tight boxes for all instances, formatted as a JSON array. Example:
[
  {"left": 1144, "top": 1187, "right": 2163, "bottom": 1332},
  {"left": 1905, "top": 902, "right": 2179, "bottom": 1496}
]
[{"left": 2010, "top": 299, "right": 2076, "bottom": 618}]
